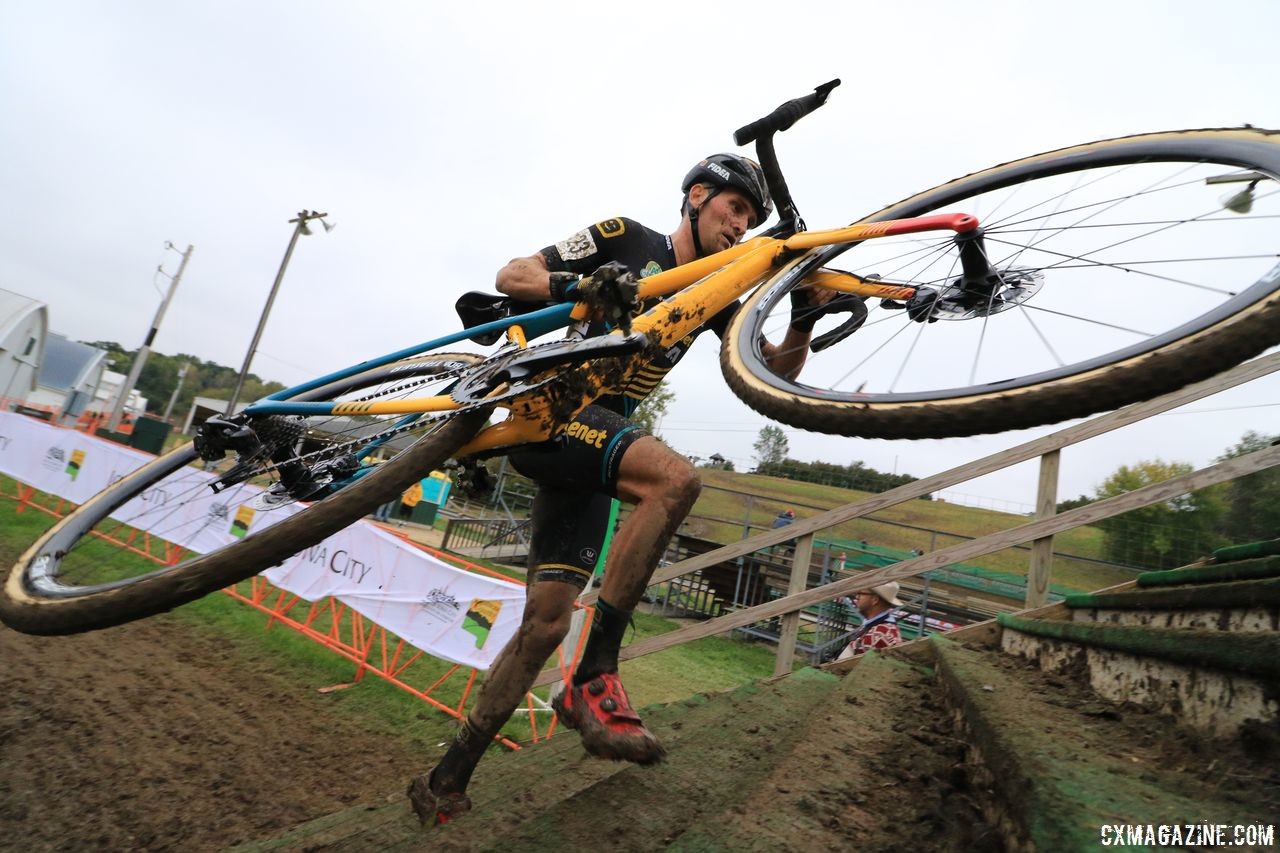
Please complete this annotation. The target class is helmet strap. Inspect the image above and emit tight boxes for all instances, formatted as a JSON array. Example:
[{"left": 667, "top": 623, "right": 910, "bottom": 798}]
[{"left": 686, "top": 185, "right": 721, "bottom": 259}]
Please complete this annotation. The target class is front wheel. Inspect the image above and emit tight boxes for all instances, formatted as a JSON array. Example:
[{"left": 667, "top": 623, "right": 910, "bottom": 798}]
[
  {"left": 722, "top": 127, "right": 1280, "bottom": 438},
  {"left": 0, "top": 353, "right": 490, "bottom": 636}
]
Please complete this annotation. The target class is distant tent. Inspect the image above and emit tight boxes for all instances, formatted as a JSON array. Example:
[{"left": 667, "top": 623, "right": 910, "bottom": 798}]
[{"left": 0, "top": 288, "right": 48, "bottom": 403}]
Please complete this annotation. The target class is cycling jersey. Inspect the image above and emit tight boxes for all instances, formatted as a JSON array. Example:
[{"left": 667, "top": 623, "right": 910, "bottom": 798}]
[
  {"left": 511, "top": 216, "right": 738, "bottom": 589},
  {"left": 541, "top": 217, "right": 738, "bottom": 416}
]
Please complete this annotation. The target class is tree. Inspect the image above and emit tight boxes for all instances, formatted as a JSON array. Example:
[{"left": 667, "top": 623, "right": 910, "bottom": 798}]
[
  {"left": 1217, "top": 430, "right": 1280, "bottom": 543},
  {"left": 1094, "top": 459, "right": 1227, "bottom": 568},
  {"left": 753, "top": 425, "right": 789, "bottom": 469},
  {"left": 630, "top": 381, "right": 674, "bottom": 434}
]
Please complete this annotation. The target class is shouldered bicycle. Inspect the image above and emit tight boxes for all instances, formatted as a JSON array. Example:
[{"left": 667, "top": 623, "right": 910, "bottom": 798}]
[{"left": 5, "top": 80, "right": 1280, "bottom": 636}]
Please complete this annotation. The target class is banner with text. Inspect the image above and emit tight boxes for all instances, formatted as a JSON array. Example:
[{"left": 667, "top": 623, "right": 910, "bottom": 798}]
[{"left": 0, "top": 412, "right": 524, "bottom": 669}]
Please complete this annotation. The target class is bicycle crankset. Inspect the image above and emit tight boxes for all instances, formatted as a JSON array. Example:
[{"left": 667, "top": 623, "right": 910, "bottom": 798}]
[{"left": 448, "top": 333, "right": 650, "bottom": 406}]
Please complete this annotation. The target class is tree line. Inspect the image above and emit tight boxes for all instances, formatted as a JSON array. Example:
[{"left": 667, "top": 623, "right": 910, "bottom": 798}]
[
  {"left": 1057, "top": 431, "right": 1279, "bottom": 569},
  {"left": 751, "top": 424, "right": 922, "bottom": 496},
  {"left": 86, "top": 341, "right": 285, "bottom": 425}
]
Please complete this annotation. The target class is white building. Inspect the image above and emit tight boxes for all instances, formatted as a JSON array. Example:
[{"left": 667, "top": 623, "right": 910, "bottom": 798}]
[{"left": 0, "top": 288, "right": 48, "bottom": 405}]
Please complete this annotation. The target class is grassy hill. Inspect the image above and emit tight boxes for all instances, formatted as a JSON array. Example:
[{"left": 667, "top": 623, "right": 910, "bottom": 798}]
[{"left": 672, "top": 467, "right": 1127, "bottom": 594}]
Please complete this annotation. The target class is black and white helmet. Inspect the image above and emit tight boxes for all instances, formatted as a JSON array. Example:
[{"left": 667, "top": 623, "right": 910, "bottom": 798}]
[{"left": 682, "top": 153, "right": 773, "bottom": 225}]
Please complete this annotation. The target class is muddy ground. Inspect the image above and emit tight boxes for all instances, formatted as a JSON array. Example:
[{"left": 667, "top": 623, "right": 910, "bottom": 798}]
[{"left": 0, "top": 615, "right": 430, "bottom": 852}]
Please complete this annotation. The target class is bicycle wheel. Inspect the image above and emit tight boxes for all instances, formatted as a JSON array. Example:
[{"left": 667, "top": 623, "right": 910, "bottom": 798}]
[
  {"left": 722, "top": 128, "right": 1280, "bottom": 438},
  {"left": 0, "top": 353, "right": 489, "bottom": 636}
]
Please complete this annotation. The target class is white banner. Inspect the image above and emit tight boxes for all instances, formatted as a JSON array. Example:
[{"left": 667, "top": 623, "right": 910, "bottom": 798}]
[{"left": 0, "top": 412, "right": 524, "bottom": 669}]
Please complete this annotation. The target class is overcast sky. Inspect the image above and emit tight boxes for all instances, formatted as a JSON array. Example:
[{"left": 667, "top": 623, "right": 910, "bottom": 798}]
[{"left": 4, "top": 1, "right": 1279, "bottom": 510}]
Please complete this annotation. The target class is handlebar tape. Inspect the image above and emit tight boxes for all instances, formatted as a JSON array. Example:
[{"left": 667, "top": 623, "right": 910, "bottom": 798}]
[{"left": 733, "top": 79, "right": 841, "bottom": 146}]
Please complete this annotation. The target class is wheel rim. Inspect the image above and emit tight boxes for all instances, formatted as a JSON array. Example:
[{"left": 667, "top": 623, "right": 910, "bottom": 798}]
[
  {"left": 739, "top": 135, "right": 1280, "bottom": 405},
  {"left": 29, "top": 353, "right": 482, "bottom": 597}
]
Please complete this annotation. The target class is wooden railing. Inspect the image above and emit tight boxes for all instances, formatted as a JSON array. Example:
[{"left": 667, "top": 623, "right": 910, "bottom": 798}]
[{"left": 530, "top": 351, "right": 1280, "bottom": 686}]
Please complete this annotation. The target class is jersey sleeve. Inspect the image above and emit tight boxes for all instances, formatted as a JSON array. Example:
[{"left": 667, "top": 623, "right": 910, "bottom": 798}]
[{"left": 540, "top": 217, "right": 635, "bottom": 275}]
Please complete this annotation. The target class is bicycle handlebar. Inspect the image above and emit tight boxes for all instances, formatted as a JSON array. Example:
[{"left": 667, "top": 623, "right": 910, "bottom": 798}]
[{"left": 733, "top": 79, "right": 841, "bottom": 145}]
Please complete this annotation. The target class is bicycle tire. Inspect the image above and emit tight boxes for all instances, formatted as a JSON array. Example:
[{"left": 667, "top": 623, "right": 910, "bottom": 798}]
[
  {"left": 0, "top": 370, "right": 491, "bottom": 636},
  {"left": 721, "top": 128, "right": 1280, "bottom": 438}
]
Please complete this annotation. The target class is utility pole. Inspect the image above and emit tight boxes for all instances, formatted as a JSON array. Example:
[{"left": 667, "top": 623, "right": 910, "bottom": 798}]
[
  {"left": 108, "top": 243, "right": 195, "bottom": 431},
  {"left": 225, "top": 209, "right": 332, "bottom": 417},
  {"left": 162, "top": 362, "right": 190, "bottom": 423}
]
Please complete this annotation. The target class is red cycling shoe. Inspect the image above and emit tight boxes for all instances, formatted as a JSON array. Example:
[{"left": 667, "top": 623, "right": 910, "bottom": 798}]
[
  {"left": 551, "top": 671, "right": 666, "bottom": 765},
  {"left": 406, "top": 768, "right": 472, "bottom": 827}
]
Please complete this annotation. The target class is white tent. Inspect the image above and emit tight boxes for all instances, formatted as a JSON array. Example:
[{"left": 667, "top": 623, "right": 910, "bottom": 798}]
[{"left": 0, "top": 288, "right": 48, "bottom": 405}]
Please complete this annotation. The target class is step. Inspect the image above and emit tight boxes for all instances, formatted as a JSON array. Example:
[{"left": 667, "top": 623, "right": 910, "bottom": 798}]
[
  {"left": 1212, "top": 538, "right": 1280, "bottom": 563},
  {"left": 441, "top": 667, "right": 842, "bottom": 852},
  {"left": 231, "top": 684, "right": 748, "bottom": 852},
  {"left": 668, "top": 652, "right": 998, "bottom": 852},
  {"left": 1137, "top": 555, "right": 1280, "bottom": 588},
  {"left": 932, "top": 636, "right": 1280, "bottom": 851},
  {"left": 1065, "top": 576, "right": 1280, "bottom": 631},
  {"left": 237, "top": 669, "right": 842, "bottom": 852},
  {"left": 998, "top": 614, "right": 1280, "bottom": 735}
]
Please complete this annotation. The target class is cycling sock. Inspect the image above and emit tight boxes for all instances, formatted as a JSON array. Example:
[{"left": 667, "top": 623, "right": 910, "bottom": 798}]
[
  {"left": 573, "top": 597, "right": 631, "bottom": 686},
  {"left": 430, "top": 717, "right": 492, "bottom": 794}
]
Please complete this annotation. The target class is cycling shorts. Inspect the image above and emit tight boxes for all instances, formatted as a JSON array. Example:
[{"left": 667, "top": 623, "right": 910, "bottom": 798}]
[{"left": 508, "top": 405, "right": 649, "bottom": 589}]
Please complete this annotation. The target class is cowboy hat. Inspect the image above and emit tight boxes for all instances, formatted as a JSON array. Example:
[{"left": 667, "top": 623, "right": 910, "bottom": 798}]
[{"left": 860, "top": 581, "right": 903, "bottom": 607}]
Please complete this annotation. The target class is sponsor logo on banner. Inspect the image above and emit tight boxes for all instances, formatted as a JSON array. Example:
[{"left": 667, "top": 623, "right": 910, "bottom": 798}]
[
  {"left": 420, "top": 587, "right": 461, "bottom": 622},
  {"left": 42, "top": 446, "right": 67, "bottom": 474},
  {"left": 65, "top": 449, "right": 86, "bottom": 480},
  {"left": 230, "top": 505, "right": 255, "bottom": 539},
  {"left": 462, "top": 599, "right": 503, "bottom": 649}
]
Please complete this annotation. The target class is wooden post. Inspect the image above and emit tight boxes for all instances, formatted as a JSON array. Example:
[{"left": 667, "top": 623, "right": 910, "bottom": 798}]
[
  {"left": 773, "top": 532, "right": 814, "bottom": 676},
  {"left": 1026, "top": 449, "right": 1060, "bottom": 608}
]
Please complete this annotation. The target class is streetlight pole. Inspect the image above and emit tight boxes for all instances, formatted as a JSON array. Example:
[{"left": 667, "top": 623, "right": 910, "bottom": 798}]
[
  {"left": 225, "top": 209, "right": 332, "bottom": 417},
  {"left": 108, "top": 243, "right": 194, "bottom": 431}
]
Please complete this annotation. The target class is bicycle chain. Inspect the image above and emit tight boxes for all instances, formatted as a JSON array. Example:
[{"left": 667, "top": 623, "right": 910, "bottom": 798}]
[{"left": 227, "top": 360, "right": 486, "bottom": 483}]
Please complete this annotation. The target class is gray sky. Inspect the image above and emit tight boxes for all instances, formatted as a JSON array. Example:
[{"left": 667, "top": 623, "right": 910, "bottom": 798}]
[{"left": 4, "top": 0, "right": 1279, "bottom": 510}]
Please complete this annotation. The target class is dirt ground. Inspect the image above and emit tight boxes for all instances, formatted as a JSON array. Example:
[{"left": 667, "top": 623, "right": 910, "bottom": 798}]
[{"left": 0, "top": 615, "right": 430, "bottom": 852}]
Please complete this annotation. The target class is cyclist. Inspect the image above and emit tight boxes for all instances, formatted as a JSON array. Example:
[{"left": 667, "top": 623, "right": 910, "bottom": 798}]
[{"left": 409, "top": 153, "right": 836, "bottom": 825}]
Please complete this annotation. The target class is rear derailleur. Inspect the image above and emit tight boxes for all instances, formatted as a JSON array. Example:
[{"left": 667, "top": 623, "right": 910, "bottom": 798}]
[{"left": 196, "top": 415, "right": 357, "bottom": 504}]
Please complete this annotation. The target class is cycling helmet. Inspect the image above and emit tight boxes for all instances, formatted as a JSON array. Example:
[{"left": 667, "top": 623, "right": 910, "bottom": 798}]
[{"left": 682, "top": 153, "right": 773, "bottom": 225}]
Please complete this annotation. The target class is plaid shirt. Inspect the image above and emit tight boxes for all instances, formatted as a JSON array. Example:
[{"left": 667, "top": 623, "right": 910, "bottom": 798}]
[{"left": 837, "top": 610, "right": 901, "bottom": 660}]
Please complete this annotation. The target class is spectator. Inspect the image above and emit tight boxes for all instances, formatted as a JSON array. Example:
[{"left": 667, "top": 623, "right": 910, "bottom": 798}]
[
  {"left": 398, "top": 480, "right": 424, "bottom": 525},
  {"left": 835, "top": 581, "right": 903, "bottom": 661},
  {"left": 770, "top": 508, "right": 797, "bottom": 557}
]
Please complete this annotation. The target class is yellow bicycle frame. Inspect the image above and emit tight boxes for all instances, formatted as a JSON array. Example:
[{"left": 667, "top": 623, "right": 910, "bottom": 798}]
[{"left": 403, "top": 212, "right": 979, "bottom": 456}]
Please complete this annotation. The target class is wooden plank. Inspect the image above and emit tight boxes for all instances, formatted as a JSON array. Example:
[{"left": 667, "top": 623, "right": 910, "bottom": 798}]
[
  {"left": 1026, "top": 449, "right": 1060, "bottom": 608},
  {"left": 773, "top": 533, "right": 814, "bottom": 677},
  {"left": 575, "top": 351, "right": 1280, "bottom": 609},
  {"left": 531, "top": 441, "right": 1280, "bottom": 687}
]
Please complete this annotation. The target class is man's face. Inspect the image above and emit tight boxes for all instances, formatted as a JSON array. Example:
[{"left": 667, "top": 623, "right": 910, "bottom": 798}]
[
  {"left": 854, "top": 590, "right": 879, "bottom": 615},
  {"left": 693, "top": 185, "right": 757, "bottom": 253}
]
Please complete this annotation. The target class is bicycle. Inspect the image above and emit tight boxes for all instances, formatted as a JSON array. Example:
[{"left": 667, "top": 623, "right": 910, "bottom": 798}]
[{"left": 5, "top": 79, "right": 1280, "bottom": 637}]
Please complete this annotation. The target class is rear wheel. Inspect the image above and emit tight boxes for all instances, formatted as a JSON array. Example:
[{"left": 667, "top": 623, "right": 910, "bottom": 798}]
[
  {"left": 0, "top": 354, "right": 489, "bottom": 636},
  {"left": 722, "top": 128, "right": 1280, "bottom": 438}
]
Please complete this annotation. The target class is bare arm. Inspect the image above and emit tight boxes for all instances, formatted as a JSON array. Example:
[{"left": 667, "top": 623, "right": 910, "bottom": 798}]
[
  {"left": 758, "top": 282, "right": 837, "bottom": 380},
  {"left": 495, "top": 253, "right": 552, "bottom": 301},
  {"left": 760, "top": 328, "right": 813, "bottom": 381}
]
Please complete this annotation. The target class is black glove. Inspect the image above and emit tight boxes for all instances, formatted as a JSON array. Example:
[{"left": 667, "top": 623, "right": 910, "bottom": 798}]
[
  {"left": 548, "top": 272, "right": 580, "bottom": 303},
  {"left": 575, "top": 261, "right": 641, "bottom": 333},
  {"left": 790, "top": 288, "right": 866, "bottom": 333}
]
